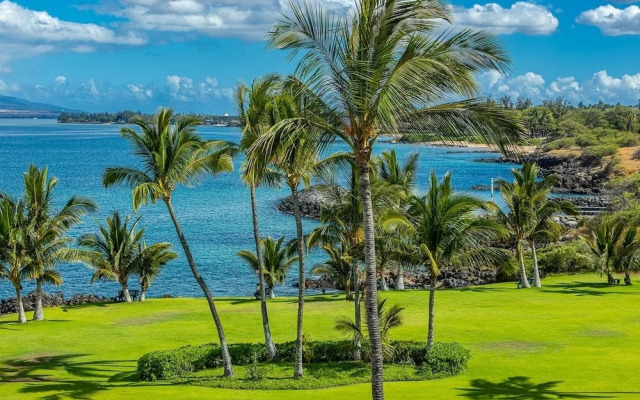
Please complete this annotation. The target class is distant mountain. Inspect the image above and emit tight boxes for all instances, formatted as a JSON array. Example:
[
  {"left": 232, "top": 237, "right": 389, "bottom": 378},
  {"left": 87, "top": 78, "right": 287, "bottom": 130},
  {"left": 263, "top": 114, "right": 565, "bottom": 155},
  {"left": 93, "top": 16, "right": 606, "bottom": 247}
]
[{"left": 0, "top": 95, "right": 82, "bottom": 118}]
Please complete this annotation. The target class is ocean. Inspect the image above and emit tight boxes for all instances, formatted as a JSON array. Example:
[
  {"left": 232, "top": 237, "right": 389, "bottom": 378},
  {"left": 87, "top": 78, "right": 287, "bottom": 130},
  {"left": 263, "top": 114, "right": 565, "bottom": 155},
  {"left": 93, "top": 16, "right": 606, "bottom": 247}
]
[{"left": 0, "top": 119, "right": 519, "bottom": 299}]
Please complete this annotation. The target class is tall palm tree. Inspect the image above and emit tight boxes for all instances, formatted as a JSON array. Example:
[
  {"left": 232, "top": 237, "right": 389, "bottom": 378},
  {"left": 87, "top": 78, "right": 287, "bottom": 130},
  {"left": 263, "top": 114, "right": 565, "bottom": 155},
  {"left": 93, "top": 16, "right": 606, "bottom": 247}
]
[
  {"left": 387, "top": 172, "right": 506, "bottom": 350},
  {"left": 135, "top": 242, "right": 178, "bottom": 302},
  {"left": 248, "top": 89, "right": 327, "bottom": 380},
  {"left": 237, "top": 236, "right": 298, "bottom": 298},
  {"left": 236, "top": 75, "right": 282, "bottom": 358},
  {"left": 102, "top": 108, "right": 236, "bottom": 377},
  {"left": 20, "top": 165, "right": 96, "bottom": 320},
  {"left": 268, "top": 2, "right": 523, "bottom": 395},
  {"left": 0, "top": 197, "right": 30, "bottom": 323},
  {"left": 75, "top": 212, "right": 144, "bottom": 302}
]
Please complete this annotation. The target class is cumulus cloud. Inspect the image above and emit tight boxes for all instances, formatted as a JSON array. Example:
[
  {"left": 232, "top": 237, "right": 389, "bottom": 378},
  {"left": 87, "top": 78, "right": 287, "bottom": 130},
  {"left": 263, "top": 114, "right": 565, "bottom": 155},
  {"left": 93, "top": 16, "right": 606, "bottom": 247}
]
[
  {"left": 166, "top": 75, "right": 233, "bottom": 101},
  {"left": 480, "top": 70, "right": 640, "bottom": 105},
  {"left": 453, "top": 2, "right": 559, "bottom": 35},
  {"left": 0, "top": 1, "right": 146, "bottom": 70},
  {"left": 577, "top": 4, "right": 640, "bottom": 36}
]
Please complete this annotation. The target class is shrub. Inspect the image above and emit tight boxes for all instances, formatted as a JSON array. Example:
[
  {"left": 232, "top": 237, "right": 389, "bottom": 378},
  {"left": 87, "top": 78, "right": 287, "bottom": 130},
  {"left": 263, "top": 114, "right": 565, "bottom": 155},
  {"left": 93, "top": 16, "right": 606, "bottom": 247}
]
[
  {"left": 632, "top": 149, "right": 640, "bottom": 161},
  {"left": 542, "top": 138, "right": 575, "bottom": 152},
  {"left": 581, "top": 144, "right": 619, "bottom": 166},
  {"left": 538, "top": 241, "right": 598, "bottom": 275},
  {"left": 137, "top": 340, "right": 470, "bottom": 381}
]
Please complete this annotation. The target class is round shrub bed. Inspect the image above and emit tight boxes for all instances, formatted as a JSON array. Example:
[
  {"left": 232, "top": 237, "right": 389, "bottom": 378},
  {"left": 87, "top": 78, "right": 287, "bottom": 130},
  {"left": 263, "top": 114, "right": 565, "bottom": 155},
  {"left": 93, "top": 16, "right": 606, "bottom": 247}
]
[{"left": 137, "top": 340, "right": 470, "bottom": 389}]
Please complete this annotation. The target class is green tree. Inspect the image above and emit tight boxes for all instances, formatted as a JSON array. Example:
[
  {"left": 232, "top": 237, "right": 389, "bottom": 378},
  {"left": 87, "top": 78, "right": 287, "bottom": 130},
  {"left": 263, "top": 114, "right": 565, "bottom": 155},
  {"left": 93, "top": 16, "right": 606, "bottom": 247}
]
[
  {"left": 311, "top": 243, "right": 353, "bottom": 297},
  {"left": 0, "top": 197, "right": 29, "bottom": 323},
  {"left": 583, "top": 221, "right": 639, "bottom": 285},
  {"left": 236, "top": 75, "right": 282, "bottom": 358},
  {"left": 237, "top": 236, "right": 298, "bottom": 298},
  {"left": 135, "top": 242, "right": 178, "bottom": 302},
  {"left": 75, "top": 212, "right": 145, "bottom": 302},
  {"left": 268, "top": 2, "right": 523, "bottom": 396},
  {"left": 102, "top": 108, "right": 237, "bottom": 377},
  {"left": 387, "top": 172, "right": 506, "bottom": 350},
  {"left": 249, "top": 88, "right": 327, "bottom": 380},
  {"left": 20, "top": 165, "right": 96, "bottom": 320}
]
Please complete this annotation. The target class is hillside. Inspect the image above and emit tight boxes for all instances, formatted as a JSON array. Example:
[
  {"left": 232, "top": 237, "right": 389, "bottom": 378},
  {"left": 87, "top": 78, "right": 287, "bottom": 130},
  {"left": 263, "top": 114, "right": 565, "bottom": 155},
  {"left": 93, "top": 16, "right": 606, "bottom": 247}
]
[{"left": 0, "top": 95, "right": 81, "bottom": 118}]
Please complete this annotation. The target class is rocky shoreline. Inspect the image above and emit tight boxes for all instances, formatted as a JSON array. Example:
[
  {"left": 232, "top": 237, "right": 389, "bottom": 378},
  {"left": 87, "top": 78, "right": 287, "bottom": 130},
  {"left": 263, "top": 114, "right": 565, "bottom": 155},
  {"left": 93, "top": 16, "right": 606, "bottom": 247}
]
[
  {"left": 0, "top": 291, "right": 115, "bottom": 315},
  {"left": 475, "top": 152, "right": 612, "bottom": 195},
  {"left": 277, "top": 186, "right": 346, "bottom": 220}
]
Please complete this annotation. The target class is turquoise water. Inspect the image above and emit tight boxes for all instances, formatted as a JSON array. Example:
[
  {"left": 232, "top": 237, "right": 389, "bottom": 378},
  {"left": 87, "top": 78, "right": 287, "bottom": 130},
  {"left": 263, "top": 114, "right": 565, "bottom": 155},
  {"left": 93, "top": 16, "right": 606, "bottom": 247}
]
[{"left": 0, "top": 119, "right": 519, "bottom": 299}]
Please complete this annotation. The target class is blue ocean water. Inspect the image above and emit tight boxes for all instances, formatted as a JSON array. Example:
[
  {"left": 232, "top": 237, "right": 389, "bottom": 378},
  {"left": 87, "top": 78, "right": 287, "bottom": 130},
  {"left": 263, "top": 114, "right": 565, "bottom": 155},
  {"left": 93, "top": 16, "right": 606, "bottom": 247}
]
[{"left": 0, "top": 119, "right": 519, "bottom": 299}]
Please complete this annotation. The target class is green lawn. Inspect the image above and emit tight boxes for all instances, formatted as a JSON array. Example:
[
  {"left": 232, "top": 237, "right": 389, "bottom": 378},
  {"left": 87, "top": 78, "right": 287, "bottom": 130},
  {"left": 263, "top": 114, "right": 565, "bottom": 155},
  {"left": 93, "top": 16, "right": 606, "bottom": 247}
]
[{"left": 1, "top": 274, "right": 639, "bottom": 399}]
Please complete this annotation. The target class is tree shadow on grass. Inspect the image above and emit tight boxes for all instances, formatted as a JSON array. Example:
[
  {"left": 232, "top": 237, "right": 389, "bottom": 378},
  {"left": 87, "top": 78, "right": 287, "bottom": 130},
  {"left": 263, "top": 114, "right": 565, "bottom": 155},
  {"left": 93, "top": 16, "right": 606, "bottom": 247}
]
[
  {"left": 457, "top": 377, "right": 617, "bottom": 399},
  {"left": 0, "top": 354, "right": 140, "bottom": 399},
  {"left": 541, "top": 282, "right": 633, "bottom": 297}
]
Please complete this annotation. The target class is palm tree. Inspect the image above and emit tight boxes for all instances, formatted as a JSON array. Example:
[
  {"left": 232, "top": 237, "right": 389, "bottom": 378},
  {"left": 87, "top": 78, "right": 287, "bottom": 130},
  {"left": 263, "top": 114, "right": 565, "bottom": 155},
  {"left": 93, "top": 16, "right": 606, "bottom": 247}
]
[
  {"left": 20, "top": 165, "right": 96, "bottom": 320},
  {"left": 268, "top": 2, "right": 523, "bottom": 395},
  {"left": 237, "top": 236, "right": 298, "bottom": 298},
  {"left": 311, "top": 243, "right": 353, "bottom": 297},
  {"left": 583, "top": 221, "right": 640, "bottom": 285},
  {"left": 135, "top": 242, "right": 178, "bottom": 301},
  {"left": 335, "top": 298, "right": 405, "bottom": 361},
  {"left": 513, "top": 163, "right": 577, "bottom": 287},
  {"left": 387, "top": 172, "right": 506, "bottom": 350},
  {"left": 248, "top": 88, "right": 327, "bottom": 379},
  {"left": 236, "top": 75, "right": 282, "bottom": 358},
  {"left": 103, "top": 108, "right": 236, "bottom": 377},
  {"left": 0, "top": 197, "right": 29, "bottom": 323},
  {"left": 75, "top": 212, "right": 145, "bottom": 302}
]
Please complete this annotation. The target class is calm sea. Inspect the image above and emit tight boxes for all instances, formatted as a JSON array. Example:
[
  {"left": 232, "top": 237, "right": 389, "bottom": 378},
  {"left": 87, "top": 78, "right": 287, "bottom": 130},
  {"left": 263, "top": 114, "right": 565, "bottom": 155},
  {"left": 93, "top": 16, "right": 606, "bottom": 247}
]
[{"left": 0, "top": 119, "right": 519, "bottom": 299}]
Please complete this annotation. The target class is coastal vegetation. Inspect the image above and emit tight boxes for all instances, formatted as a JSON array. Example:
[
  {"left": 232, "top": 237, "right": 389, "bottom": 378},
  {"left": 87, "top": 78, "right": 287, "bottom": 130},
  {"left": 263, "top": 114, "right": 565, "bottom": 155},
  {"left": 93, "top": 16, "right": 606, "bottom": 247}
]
[{"left": 57, "top": 110, "right": 241, "bottom": 126}]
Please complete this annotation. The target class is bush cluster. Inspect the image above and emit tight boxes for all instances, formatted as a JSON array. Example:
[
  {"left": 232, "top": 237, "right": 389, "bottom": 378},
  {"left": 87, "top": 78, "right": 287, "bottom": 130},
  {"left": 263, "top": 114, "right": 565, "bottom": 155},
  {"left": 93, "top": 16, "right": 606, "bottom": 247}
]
[{"left": 137, "top": 340, "right": 470, "bottom": 381}]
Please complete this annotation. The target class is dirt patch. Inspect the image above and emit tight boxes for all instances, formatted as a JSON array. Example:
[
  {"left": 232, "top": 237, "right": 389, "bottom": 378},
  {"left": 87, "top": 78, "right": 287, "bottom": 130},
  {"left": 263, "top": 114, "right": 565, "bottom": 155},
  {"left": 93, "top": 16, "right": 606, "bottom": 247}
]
[
  {"left": 113, "top": 311, "right": 188, "bottom": 326},
  {"left": 478, "top": 341, "right": 553, "bottom": 353},
  {"left": 580, "top": 330, "right": 625, "bottom": 337},
  {"left": 618, "top": 147, "right": 640, "bottom": 174}
]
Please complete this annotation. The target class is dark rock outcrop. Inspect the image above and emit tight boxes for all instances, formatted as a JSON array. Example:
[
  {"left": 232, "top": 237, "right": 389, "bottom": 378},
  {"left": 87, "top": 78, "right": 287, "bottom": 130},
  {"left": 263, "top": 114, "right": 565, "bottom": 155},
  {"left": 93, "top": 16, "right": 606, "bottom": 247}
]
[
  {"left": 0, "top": 292, "right": 114, "bottom": 315},
  {"left": 278, "top": 186, "right": 347, "bottom": 220}
]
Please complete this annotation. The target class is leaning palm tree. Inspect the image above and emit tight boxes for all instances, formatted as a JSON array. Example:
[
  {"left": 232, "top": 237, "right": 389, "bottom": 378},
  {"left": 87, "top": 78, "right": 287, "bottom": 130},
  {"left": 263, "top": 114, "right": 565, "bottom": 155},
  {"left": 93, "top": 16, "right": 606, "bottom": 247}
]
[
  {"left": 0, "top": 197, "right": 30, "bottom": 323},
  {"left": 20, "top": 165, "right": 96, "bottom": 320},
  {"left": 134, "top": 242, "right": 178, "bottom": 301},
  {"left": 237, "top": 236, "right": 298, "bottom": 298},
  {"left": 102, "top": 108, "right": 236, "bottom": 377},
  {"left": 236, "top": 75, "right": 282, "bottom": 358},
  {"left": 268, "top": 1, "right": 523, "bottom": 395},
  {"left": 75, "top": 212, "right": 144, "bottom": 302},
  {"left": 386, "top": 172, "right": 507, "bottom": 350}
]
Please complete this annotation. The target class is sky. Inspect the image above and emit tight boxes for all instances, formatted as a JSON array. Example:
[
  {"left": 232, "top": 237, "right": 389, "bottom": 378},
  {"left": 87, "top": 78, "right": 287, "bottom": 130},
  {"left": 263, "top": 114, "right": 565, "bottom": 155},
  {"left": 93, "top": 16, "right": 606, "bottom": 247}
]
[{"left": 1, "top": 0, "right": 640, "bottom": 113}]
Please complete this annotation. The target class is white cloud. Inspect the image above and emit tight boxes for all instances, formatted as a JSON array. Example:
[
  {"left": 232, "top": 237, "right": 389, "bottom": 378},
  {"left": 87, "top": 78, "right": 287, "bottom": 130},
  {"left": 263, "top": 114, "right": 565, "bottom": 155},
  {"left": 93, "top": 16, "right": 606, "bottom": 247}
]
[
  {"left": 127, "top": 84, "right": 154, "bottom": 100},
  {"left": 453, "top": 2, "right": 559, "bottom": 35},
  {"left": 166, "top": 75, "right": 233, "bottom": 101},
  {"left": 577, "top": 5, "right": 640, "bottom": 36},
  {"left": 480, "top": 70, "right": 640, "bottom": 105},
  {"left": 0, "top": 0, "right": 146, "bottom": 71}
]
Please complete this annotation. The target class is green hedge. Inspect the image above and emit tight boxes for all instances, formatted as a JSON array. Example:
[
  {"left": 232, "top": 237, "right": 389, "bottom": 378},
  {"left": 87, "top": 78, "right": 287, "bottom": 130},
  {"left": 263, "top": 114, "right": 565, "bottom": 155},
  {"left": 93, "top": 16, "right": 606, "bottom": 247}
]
[{"left": 137, "top": 340, "right": 470, "bottom": 381}]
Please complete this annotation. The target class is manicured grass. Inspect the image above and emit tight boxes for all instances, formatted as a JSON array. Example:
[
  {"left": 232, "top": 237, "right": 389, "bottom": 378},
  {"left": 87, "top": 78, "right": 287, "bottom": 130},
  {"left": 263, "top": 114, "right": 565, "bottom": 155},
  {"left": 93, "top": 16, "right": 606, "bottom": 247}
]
[{"left": 1, "top": 273, "right": 639, "bottom": 399}]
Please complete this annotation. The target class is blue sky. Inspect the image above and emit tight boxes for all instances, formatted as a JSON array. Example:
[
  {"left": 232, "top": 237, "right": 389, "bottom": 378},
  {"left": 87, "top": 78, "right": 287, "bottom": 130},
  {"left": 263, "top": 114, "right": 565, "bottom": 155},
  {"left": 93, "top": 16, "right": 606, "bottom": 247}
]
[{"left": 1, "top": 0, "right": 640, "bottom": 113}]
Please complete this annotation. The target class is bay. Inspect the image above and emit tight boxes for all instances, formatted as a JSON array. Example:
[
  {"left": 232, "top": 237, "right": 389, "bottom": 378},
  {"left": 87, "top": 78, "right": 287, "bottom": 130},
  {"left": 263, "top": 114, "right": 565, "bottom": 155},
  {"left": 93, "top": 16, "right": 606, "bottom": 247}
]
[{"left": 0, "top": 119, "right": 519, "bottom": 299}]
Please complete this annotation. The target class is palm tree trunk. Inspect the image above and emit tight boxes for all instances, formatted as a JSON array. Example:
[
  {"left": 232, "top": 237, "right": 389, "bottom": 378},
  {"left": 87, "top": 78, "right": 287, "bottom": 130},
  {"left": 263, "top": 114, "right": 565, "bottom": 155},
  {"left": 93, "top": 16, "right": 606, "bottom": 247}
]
[
  {"left": 269, "top": 288, "right": 275, "bottom": 299},
  {"left": 164, "top": 197, "right": 234, "bottom": 378},
  {"left": 358, "top": 161, "right": 385, "bottom": 400},
  {"left": 396, "top": 266, "right": 405, "bottom": 291},
  {"left": 122, "top": 283, "right": 132, "bottom": 303},
  {"left": 624, "top": 272, "right": 632, "bottom": 286},
  {"left": 380, "top": 271, "right": 389, "bottom": 291},
  {"left": 517, "top": 242, "right": 530, "bottom": 288},
  {"left": 352, "top": 260, "right": 362, "bottom": 361},
  {"left": 250, "top": 184, "right": 277, "bottom": 359},
  {"left": 33, "top": 278, "right": 44, "bottom": 321},
  {"left": 427, "top": 275, "right": 437, "bottom": 351},
  {"left": 140, "top": 287, "right": 147, "bottom": 302},
  {"left": 15, "top": 285, "right": 26, "bottom": 323},
  {"left": 531, "top": 240, "right": 542, "bottom": 288},
  {"left": 291, "top": 185, "right": 306, "bottom": 380}
]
